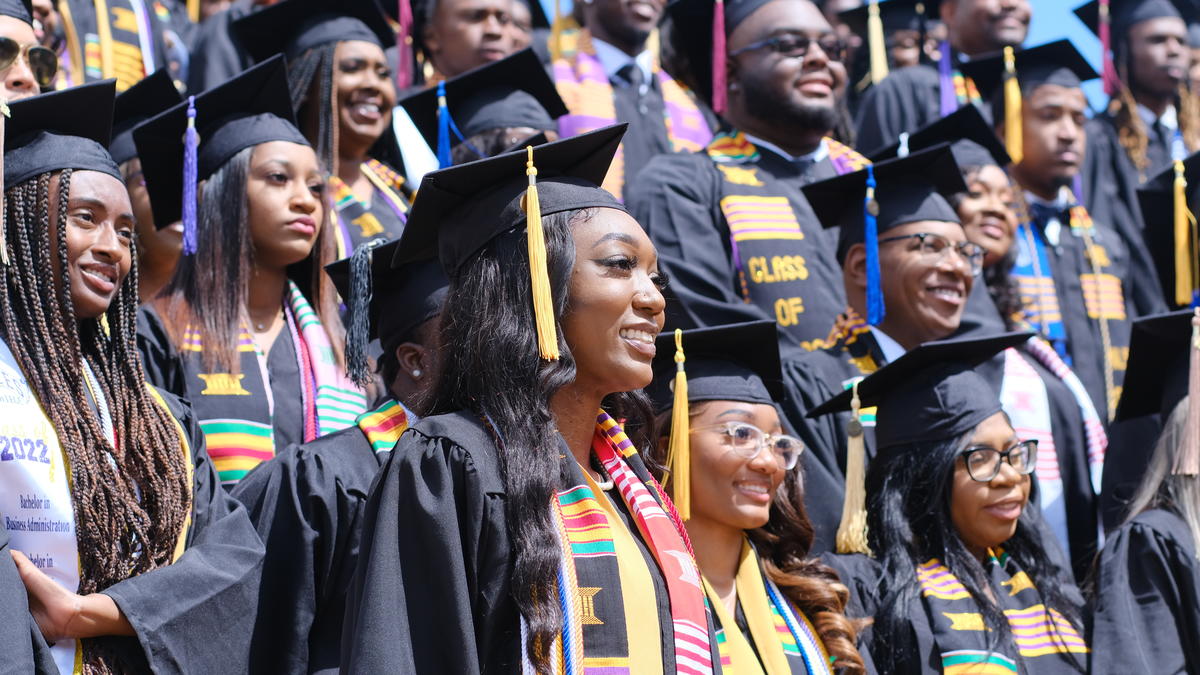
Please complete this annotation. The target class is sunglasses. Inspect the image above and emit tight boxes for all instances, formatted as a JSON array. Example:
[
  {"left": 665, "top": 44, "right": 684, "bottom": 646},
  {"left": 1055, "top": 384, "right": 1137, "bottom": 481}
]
[{"left": 0, "top": 37, "right": 57, "bottom": 88}]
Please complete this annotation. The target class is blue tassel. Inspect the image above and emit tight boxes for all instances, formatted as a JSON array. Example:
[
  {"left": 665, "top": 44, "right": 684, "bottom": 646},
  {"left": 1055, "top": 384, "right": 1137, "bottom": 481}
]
[
  {"left": 436, "top": 82, "right": 452, "bottom": 169},
  {"left": 182, "top": 95, "right": 199, "bottom": 256},
  {"left": 864, "top": 164, "right": 884, "bottom": 325}
]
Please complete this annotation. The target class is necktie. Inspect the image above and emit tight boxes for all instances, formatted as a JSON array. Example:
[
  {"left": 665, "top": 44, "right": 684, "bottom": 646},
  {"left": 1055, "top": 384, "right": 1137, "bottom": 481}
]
[{"left": 618, "top": 62, "right": 645, "bottom": 92}]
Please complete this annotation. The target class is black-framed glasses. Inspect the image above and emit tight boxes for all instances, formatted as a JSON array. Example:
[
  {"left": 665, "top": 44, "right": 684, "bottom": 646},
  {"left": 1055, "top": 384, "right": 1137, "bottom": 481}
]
[
  {"left": 878, "top": 232, "right": 986, "bottom": 277},
  {"left": 691, "top": 421, "right": 804, "bottom": 470},
  {"left": 0, "top": 37, "right": 57, "bottom": 88},
  {"left": 960, "top": 440, "right": 1038, "bottom": 483},
  {"left": 729, "top": 33, "right": 847, "bottom": 62}
]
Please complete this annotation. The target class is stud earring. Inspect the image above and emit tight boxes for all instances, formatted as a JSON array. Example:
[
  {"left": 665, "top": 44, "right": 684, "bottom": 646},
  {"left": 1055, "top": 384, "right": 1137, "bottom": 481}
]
[{"left": 412, "top": 369, "right": 423, "bottom": 378}]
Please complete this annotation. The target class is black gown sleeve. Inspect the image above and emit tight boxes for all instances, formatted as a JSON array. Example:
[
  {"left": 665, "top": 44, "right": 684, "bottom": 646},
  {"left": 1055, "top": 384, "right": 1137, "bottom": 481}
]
[
  {"left": 626, "top": 152, "right": 782, "bottom": 332},
  {"left": 852, "top": 65, "right": 940, "bottom": 156},
  {"left": 1090, "top": 509, "right": 1200, "bottom": 675},
  {"left": 100, "top": 390, "right": 265, "bottom": 674},
  {"left": 135, "top": 306, "right": 187, "bottom": 399},
  {"left": 230, "top": 428, "right": 382, "bottom": 675},
  {"left": 341, "top": 414, "right": 518, "bottom": 674},
  {"left": 0, "top": 523, "right": 58, "bottom": 675}
]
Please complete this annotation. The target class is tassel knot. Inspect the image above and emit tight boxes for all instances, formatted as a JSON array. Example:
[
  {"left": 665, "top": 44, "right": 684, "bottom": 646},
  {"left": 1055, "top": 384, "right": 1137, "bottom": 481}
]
[{"left": 837, "top": 380, "right": 871, "bottom": 554}]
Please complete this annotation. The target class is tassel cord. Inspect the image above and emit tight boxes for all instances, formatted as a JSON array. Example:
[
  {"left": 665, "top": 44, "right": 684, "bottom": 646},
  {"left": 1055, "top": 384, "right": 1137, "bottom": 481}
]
[{"left": 182, "top": 95, "right": 199, "bottom": 256}]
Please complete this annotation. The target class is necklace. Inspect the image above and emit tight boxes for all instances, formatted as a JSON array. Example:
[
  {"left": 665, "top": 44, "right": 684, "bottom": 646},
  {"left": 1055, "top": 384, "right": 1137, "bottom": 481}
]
[{"left": 590, "top": 455, "right": 615, "bottom": 491}]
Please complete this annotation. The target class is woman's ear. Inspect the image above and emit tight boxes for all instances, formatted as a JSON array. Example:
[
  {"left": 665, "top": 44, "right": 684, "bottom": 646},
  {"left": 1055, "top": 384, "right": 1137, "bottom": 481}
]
[{"left": 396, "top": 342, "right": 429, "bottom": 380}]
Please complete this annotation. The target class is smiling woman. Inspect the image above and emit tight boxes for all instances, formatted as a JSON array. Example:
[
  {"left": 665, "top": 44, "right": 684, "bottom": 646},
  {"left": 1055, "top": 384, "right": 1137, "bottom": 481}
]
[
  {"left": 232, "top": 0, "right": 411, "bottom": 258},
  {"left": 343, "top": 126, "right": 720, "bottom": 674}
]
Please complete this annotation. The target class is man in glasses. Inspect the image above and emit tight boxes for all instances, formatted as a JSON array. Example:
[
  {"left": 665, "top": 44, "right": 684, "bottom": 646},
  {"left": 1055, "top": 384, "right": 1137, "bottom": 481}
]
[
  {"left": 0, "top": 0, "right": 53, "bottom": 101},
  {"left": 628, "top": 0, "right": 865, "bottom": 359},
  {"left": 853, "top": 0, "right": 1032, "bottom": 155}
]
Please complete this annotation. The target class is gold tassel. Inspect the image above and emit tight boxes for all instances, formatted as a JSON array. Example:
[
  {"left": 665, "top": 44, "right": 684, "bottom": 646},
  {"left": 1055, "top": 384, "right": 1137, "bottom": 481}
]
[
  {"left": 1175, "top": 308, "right": 1200, "bottom": 475},
  {"left": 867, "top": 0, "right": 889, "bottom": 85},
  {"left": 1173, "top": 159, "right": 1197, "bottom": 306},
  {"left": 0, "top": 97, "right": 9, "bottom": 265},
  {"left": 549, "top": 0, "right": 564, "bottom": 61},
  {"left": 836, "top": 381, "right": 871, "bottom": 555},
  {"left": 523, "top": 146, "right": 559, "bottom": 361},
  {"left": 1003, "top": 46, "right": 1023, "bottom": 165},
  {"left": 664, "top": 329, "right": 690, "bottom": 520}
]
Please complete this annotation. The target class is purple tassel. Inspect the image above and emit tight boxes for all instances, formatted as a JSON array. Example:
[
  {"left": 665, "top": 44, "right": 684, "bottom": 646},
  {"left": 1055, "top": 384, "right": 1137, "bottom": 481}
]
[
  {"left": 937, "top": 41, "right": 956, "bottom": 117},
  {"left": 182, "top": 95, "right": 199, "bottom": 256}
]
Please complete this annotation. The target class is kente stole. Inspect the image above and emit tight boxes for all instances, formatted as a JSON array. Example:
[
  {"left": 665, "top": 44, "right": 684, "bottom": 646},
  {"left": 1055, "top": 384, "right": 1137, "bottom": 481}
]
[
  {"left": 916, "top": 549, "right": 1088, "bottom": 674},
  {"left": 178, "top": 281, "right": 367, "bottom": 485},
  {"left": 551, "top": 29, "right": 713, "bottom": 200},
  {"left": 529, "top": 411, "right": 715, "bottom": 674},
  {"left": 706, "top": 132, "right": 868, "bottom": 343},
  {"left": 705, "top": 539, "right": 832, "bottom": 675},
  {"left": 816, "top": 308, "right": 883, "bottom": 429},
  {"left": 0, "top": 337, "right": 194, "bottom": 674},
  {"left": 60, "top": 0, "right": 158, "bottom": 91},
  {"left": 328, "top": 159, "right": 410, "bottom": 259},
  {"left": 937, "top": 42, "right": 982, "bottom": 117},
  {"left": 354, "top": 398, "right": 412, "bottom": 455}
]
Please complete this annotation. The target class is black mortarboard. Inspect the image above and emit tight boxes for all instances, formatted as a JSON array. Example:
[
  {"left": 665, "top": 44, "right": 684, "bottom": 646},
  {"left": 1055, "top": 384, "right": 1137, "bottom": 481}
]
[
  {"left": 666, "top": 0, "right": 785, "bottom": 111},
  {"left": 109, "top": 69, "right": 181, "bottom": 166},
  {"left": 1116, "top": 310, "right": 1198, "bottom": 420},
  {"left": 838, "top": 0, "right": 928, "bottom": 35},
  {"left": 1137, "top": 151, "right": 1200, "bottom": 309},
  {"left": 397, "top": 48, "right": 567, "bottom": 159},
  {"left": 808, "top": 332, "right": 1031, "bottom": 449},
  {"left": 393, "top": 123, "right": 626, "bottom": 274},
  {"left": 647, "top": 321, "right": 783, "bottom": 412},
  {"left": 232, "top": 0, "right": 394, "bottom": 63},
  {"left": 868, "top": 104, "right": 1010, "bottom": 168},
  {"left": 5, "top": 80, "right": 120, "bottom": 190},
  {"left": 325, "top": 240, "right": 450, "bottom": 385},
  {"left": 959, "top": 39, "right": 1098, "bottom": 99},
  {"left": 133, "top": 56, "right": 309, "bottom": 230},
  {"left": 0, "top": 0, "right": 31, "bottom": 24},
  {"left": 1074, "top": 0, "right": 1189, "bottom": 40}
]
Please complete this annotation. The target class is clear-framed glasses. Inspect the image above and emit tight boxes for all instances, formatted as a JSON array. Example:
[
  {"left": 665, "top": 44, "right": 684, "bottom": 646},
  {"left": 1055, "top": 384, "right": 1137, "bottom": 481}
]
[
  {"left": 960, "top": 439, "right": 1038, "bottom": 483},
  {"left": 691, "top": 421, "right": 804, "bottom": 470},
  {"left": 729, "top": 33, "right": 848, "bottom": 62},
  {"left": 878, "top": 231, "right": 986, "bottom": 276},
  {"left": 0, "top": 37, "right": 57, "bottom": 88}
]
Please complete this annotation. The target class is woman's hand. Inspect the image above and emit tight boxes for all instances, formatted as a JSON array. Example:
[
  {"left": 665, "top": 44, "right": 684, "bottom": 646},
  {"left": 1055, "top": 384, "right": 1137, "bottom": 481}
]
[{"left": 10, "top": 550, "right": 134, "bottom": 642}]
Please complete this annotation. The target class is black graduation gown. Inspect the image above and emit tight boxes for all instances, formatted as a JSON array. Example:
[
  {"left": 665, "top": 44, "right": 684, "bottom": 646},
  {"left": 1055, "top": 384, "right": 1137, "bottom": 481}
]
[
  {"left": 98, "top": 388, "right": 265, "bottom": 672},
  {"left": 1090, "top": 508, "right": 1200, "bottom": 674},
  {"left": 626, "top": 143, "right": 848, "bottom": 359},
  {"left": 853, "top": 63, "right": 993, "bottom": 157},
  {"left": 232, "top": 423, "right": 386, "bottom": 675},
  {"left": 185, "top": 0, "right": 255, "bottom": 94},
  {"left": 610, "top": 75, "right": 674, "bottom": 198},
  {"left": 0, "top": 522, "right": 58, "bottom": 675}
]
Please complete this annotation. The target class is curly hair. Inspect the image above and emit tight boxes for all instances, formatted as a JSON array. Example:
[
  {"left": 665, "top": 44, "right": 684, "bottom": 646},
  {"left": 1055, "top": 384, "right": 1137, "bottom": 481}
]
[
  {"left": 653, "top": 402, "right": 867, "bottom": 674},
  {"left": 0, "top": 170, "right": 191, "bottom": 673}
]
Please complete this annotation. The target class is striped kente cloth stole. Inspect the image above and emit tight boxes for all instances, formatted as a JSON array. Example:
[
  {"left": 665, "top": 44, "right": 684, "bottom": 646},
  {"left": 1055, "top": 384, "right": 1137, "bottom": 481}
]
[
  {"left": 533, "top": 411, "right": 716, "bottom": 674},
  {"left": 179, "top": 281, "right": 368, "bottom": 485},
  {"left": 59, "top": 0, "right": 158, "bottom": 91},
  {"left": 916, "top": 549, "right": 1088, "bottom": 674},
  {"left": 354, "top": 398, "right": 412, "bottom": 455},
  {"left": 706, "top": 539, "right": 832, "bottom": 675},
  {"left": 552, "top": 28, "right": 714, "bottom": 200},
  {"left": 328, "top": 159, "right": 410, "bottom": 259}
]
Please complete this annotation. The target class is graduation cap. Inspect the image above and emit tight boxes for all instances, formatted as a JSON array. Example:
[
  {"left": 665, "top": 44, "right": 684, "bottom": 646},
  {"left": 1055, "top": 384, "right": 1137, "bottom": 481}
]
[
  {"left": 801, "top": 143, "right": 967, "bottom": 326},
  {"left": 959, "top": 40, "right": 1098, "bottom": 166},
  {"left": 108, "top": 69, "right": 182, "bottom": 166},
  {"left": 808, "top": 330, "right": 1030, "bottom": 553},
  {"left": 231, "top": 0, "right": 395, "bottom": 64},
  {"left": 1137, "top": 150, "right": 1200, "bottom": 309},
  {"left": 1075, "top": 0, "right": 1192, "bottom": 93},
  {"left": 868, "top": 104, "right": 1010, "bottom": 169},
  {"left": 132, "top": 56, "right": 309, "bottom": 255},
  {"left": 325, "top": 239, "right": 450, "bottom": 386},
  {"left": 838, "top": 0, "right": 931, "bottom": 87},
  {"left": 397, "top": 48, "right": 567, "bottom": 167},
  {"left": 646, "top": 320, "right": 783, "bottom": 519},
  {"left": 1117, "top": 309, "right": 1200, "bottom": 422},
  {"left": 394, "top": 123, "right": 627, "bottom": 360},
  {"left": 5, "top": 79, "right": 119, "bottom": 190},
  {"left": 0, "top": 0, "right": 32, "bottom": 24}
]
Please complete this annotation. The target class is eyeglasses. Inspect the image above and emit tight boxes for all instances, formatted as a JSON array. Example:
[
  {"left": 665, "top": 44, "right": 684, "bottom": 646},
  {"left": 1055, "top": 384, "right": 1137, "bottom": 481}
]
[
  {"left": 691, "top": 421, "right": 804, "bottom": 470},
  {"left": 729, "top": 33, "right": 847, "bottom": 62},
  {"left": 960, "top": 440, "right": 1038, "bottom": 483},
  {"left": 878, "top": 232, "right": 986, "bottom": 277},
  {"left": 0, "top": 37, "right": 57, "bottom": 88}
]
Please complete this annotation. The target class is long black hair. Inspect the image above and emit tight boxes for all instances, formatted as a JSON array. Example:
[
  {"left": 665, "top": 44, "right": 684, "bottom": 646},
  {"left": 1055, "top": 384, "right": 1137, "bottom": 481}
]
[
  {"left": 426, "top": 208, "right": 657, "bottom": 673},
  {"left": 865, "top": 426, "right": 1084, "bottom": 673}
]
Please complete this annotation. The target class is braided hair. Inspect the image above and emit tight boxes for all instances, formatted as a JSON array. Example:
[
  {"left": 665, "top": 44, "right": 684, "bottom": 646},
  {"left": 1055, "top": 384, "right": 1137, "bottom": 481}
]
[
  {"left": 288, "top": 45, "right": 405, "bottom": 178},
  {"left": 0, "top": 170, "right": 191, "bottom": 673},
  {"left": 1109, "top": 48, "right": 1200, "bottom": 177}
]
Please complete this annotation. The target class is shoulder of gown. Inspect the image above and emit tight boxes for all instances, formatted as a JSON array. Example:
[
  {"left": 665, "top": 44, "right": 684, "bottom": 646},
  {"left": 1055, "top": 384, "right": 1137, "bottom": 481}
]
[
  {"left": 1091, "top": 508, "right": 1200, "bottom": 674},
  {"left": 99, "top": 386, "right": 265, "bottom": 675},
  {"left": 853, "top": 64, "right": 941, "bottom": 156},
  {"left": 341, "top": 410, "right": 517, "bottom": 675},
  {"left": 230, "top": 424, "right": 383, "bottom": 674}
]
